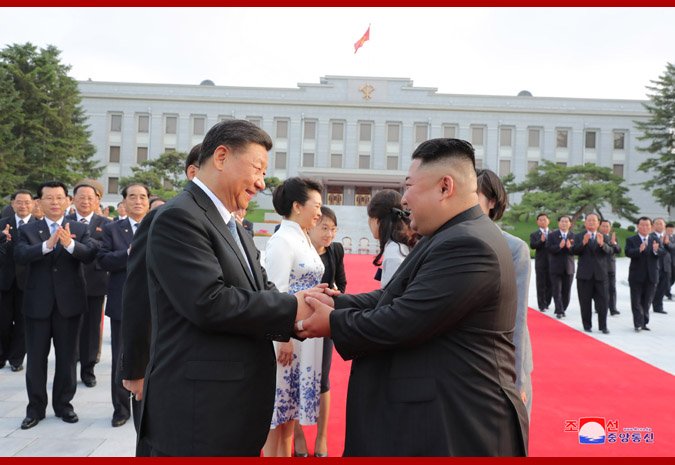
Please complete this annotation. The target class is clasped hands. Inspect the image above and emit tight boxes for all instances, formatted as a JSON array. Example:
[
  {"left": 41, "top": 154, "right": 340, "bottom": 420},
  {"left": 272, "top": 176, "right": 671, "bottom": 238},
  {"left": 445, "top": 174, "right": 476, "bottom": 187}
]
[
  {"left": 46, "top": 223, "right": 75, "bottom": 250},
  {"left": 294, "top": 283, "right": 340, "bottom": 339}
]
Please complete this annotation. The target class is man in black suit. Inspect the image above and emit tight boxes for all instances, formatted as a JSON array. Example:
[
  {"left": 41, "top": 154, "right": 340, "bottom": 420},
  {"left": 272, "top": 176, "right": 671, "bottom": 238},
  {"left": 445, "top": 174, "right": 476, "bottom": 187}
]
[
  {"left": 651, "top": 218, "right": 672, "bottom": 314},
  {"left": 14, "top": 181, "right": 96, "bottom": 429},
  {"left": 120, "top": 144, "right": 200, "bottom": 436},
  {"left": 0, "top": 190, "right": 35, "bottom": 372},
  {"left": 67, "top": 181, "right": 111, "bottom": 388},
  {"left": 667, "top": 222, "right": 675, "bottom": 300},
  {"left": 98, "top": 183, "right": 150, "bottom": 428},
  {"left": 138, "top": 120, "right": 316, "bottom": 456},
  {"left": 546, "top": 215, "right": 575, "bottom": 319},
  {"left": 572, "top": 213, "right": 611, "bottom": 334},
  {"left": 299, "top": 138, "right": 528, "bottom": 456},
  {"left": 599, "top": 220, "right": 621, "bottom": 316},
  {"left": 626, "top": 217, "right": 663, "bottom": 331},
  {"left": 530, "top": 212, "right": 551, "bottom": 312}
]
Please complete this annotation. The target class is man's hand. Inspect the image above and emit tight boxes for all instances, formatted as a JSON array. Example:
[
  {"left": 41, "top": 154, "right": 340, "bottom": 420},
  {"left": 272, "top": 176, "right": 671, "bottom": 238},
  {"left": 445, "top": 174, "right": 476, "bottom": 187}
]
[
  {"left": 297, "top": 296, "right": 334, "bottom": 338},
  {"left": 653, "top": 240, "right": 660, "bottom": 253},
  {"left": 540, "top": 233, "right": 546, "bottom": 242},
  {"left": 583, "top": 232, "right": 591, "bottom": 245},
  {"left": 57, "top": 223, "right": 74, "bottom": 248},
  {"left": 639, "top": 241, "right": 647, "bottom": 253},
  {"left": 596, "top": 233, "right": 604, "bottom": 246},
  {"left": 566, "top": 238, "right": 573, "bottom": 249},
  {"left": 123, "top": 378, "right": 145, "bottom": 401},
  {"left": 46, "top": 226, "right": 60, "bottom": 250},
  {"left": 277, "top": 341, "right": 294, "bottom": 366},
  {"left": 611, "top": 232, "right": 617, "bottom": 245},
  {"left": 2, "top": 224, "right": 11, "bottom": 242},
  {"left": 559, "top": 238, "right": 566, "bottom": 249}
]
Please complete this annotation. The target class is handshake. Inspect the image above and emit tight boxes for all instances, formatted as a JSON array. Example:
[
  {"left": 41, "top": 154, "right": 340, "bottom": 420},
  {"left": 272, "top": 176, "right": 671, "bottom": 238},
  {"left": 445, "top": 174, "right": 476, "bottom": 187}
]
[{"left": 293, "top": 284, "right": 340, "bottom": 339}]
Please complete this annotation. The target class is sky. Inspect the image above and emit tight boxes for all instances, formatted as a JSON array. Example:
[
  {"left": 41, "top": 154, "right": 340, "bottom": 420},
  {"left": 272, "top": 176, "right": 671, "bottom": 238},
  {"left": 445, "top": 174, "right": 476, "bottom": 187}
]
[{"left": 1, "top": 7, "right": 674, "bottom": 100}]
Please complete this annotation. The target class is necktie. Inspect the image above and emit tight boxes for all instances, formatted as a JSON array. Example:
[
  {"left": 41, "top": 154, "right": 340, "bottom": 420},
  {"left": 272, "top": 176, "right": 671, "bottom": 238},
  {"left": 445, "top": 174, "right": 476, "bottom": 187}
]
[
  {"left": 50, "top": 222, "right": 60, "bottom": 250},
  {"left": 562, "top": 233, "right": 566, "bottom": 241},
  {"left": 80, "top": 218, "right": 88, "bottom": 225},
  {"left": 131, "top": 222, "right": 137, "bottom": 235},
  {"left": 227, "top": 218, "right": 252, "bottom": 277},
  {"left": 18, "top": 219, "right": 25, "bottom": 227}
]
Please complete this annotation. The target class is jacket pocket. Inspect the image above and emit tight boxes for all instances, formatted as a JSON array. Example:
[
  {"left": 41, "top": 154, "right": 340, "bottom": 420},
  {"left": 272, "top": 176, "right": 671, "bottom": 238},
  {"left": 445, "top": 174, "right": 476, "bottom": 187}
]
[{"left": 184, "top": 360, "right": 245, "bottom": 381}]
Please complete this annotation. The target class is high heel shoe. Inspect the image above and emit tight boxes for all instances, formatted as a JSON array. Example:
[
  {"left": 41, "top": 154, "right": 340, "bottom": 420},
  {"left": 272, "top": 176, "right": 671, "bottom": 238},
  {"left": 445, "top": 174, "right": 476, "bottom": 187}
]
[
  {"left": 293, "top": 451, "right": 309, "bottom": 457},
  {"left": 314, "top": 452, "right": 328, "bottom": 457}
]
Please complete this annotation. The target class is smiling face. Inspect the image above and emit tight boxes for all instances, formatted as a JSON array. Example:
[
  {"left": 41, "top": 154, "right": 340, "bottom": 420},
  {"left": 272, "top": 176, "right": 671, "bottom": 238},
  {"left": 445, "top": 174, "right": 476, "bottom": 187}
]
[
  {"left": 216, "top": 142, "right": 268, "bottom": 212},
  {"left": 73, "top": 185, "right": 98, "bottom": 217},
  {"left": 124, "top": 185, "right": 150, "bottom": 222},
  {"left": 39, "top": 186, "right": 69, "bottom": 222},
  {"left": 558, "top": 216, "right": 571, "bottom": 232},
  {"left": 401, "top": 159, "right": 444, "bottom": 236},
  {"left": 309, "top": 216, "right": 337, "bottom": 250},
  {"left": 293, "top": 189, "right": 323, "bottom": 231},
  {"left": 584, "top": 214, "right": 599, "bottom": 233},
  {"left": 12, "top": 193, "right": 34, "bottom": 218}
]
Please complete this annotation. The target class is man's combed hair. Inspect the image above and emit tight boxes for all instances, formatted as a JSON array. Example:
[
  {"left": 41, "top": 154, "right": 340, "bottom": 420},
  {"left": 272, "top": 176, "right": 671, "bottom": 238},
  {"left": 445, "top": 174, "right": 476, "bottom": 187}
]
[
  {"left": 411, "top": 138, "right": 475, "bottom": 167},
  {"left": 199, "top": 120, "right": 273, "bottom": 166},
  {"left": 186, "top": 143, "right": 201, "bottom": 174},
  {"left": 37, "top": 181, "right": 68, "bottom": 199}
]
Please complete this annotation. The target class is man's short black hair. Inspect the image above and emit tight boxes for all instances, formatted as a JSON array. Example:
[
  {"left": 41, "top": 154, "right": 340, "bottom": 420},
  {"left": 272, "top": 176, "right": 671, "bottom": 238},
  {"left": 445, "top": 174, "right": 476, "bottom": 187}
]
[
  {"left": 558, "top": 215, "right": 572, "bottom": 222},
  {"left": 411, "top": 138, "right": 475, "bottom": 168},
  {"left": 637, "top": 216, "right": 652, "bottom": 225},
  {"left": 37, "top": 181, "right": 68, "bottom": 199},
  {"left": 121, "top": 183, "right": 151, "bottom": 199},
  {"left": 536, "top": 212, "right": 548, "bottom": 220},
  {"left": 199, "top": 120, "right": 272, "bottom": 166},
  {"left": 186, "top": 143, "right": 201, "bottom": 174},
  {"left": 11, "top": 189, "right": 33, "bottom": 200}
]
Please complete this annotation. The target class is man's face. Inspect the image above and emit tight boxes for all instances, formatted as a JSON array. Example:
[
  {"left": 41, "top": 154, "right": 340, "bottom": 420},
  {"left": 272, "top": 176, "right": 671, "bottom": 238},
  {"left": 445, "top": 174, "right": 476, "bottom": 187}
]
[
  {"left": 73, "top": 186, "right": 98, "bottom": 217},
  {"left": 117, "top": 203, "right": 127, "bottom": 217},
  {"left": 219, "top": 143, "right": 268, "bottom": 212},
  {"left": 124, "top": 185, "right": 150, "bottom": 221},
  {"left": 653, "top": 219, "right": 665, "bottom": 233},
  {"left": 39, "top": 186, "right": 69, "bottom": 221},
  {"left": 667, "top": 226, "right": 674, "bottom": 236},
  {"left": 402, "top": 159, "right": 440, "bottom": 236},
  {"left": 558, "top": 217, "right": 571, "bottom": 232},
  {"left": 638, "top": 219, "right": 652, "bottom": 237},
  {"left": 537, "top": 215, "right": 549, "bottom": 229},
  {"left": 12, "top": 193, "right": 34, "bottom": 218},
  {"left": 585, "top": 215, "right": 599, "bottom": 232},
  {"left": 599, "top": 222, "right": 611, "bottom": 235}
]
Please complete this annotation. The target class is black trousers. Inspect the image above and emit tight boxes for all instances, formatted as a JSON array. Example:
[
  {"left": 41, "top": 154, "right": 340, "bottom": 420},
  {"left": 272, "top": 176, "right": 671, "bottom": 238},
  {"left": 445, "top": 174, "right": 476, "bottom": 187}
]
[
  {"left": 0, "top": 286, "right": 26, "bottom": 367},
  {"left": 550, "top": 273, "right": 573, "bottom": 315},
  {"left": 629, "top": 280, "right": 657, "bottom": 329},
  {"left": 577, "top": 278, "right": 608, "bottom": 331},
  {"left": 652, "top": 271, "right": 671, "bottom": 312},
  {"left": 535, "top": 267, "right": 552, "bottom": 310},
  {"left": 607, "top": 272, "right": 618, "bottom": 313},
  {"left": 110, "top": 318, "right": 131, "bottom": 419},
  {"left": 78, "top": 295, "right": 104, "bottom": 379},
  {"left": 24, "top": 309, "right": 81, "bottom": 418}
]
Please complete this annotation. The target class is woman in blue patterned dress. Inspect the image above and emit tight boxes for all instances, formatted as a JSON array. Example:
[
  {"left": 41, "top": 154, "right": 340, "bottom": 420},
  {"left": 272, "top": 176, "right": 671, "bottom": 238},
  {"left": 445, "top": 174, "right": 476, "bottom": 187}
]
[{"left": 262, "top": 177, "right": 325, "bottom": 457}]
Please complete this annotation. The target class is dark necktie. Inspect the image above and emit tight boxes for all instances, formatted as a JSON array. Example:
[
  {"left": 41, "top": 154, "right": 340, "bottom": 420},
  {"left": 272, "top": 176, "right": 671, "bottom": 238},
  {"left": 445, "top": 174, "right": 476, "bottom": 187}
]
[
  {"left": 227, "top": 218, "right": 252, "bottom": 277},
  {"left": 18, "top": 219, "right": 25, "bottom": 227},
  {"left": 80, "top": 217, "right": 88, "bottom": 225}
]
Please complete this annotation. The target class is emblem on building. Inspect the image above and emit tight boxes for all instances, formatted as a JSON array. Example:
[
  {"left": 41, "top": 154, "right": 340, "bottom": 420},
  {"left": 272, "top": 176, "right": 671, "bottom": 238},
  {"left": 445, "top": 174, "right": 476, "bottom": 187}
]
[{"left": 359, "top": 83, "right": 374, "bottom": 101}]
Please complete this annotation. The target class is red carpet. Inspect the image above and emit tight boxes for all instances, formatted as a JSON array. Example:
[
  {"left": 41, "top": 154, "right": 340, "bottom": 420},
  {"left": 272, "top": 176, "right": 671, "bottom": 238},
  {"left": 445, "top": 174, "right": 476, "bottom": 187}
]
[{"left": 302, "top": 255, "right": 675, "bottom": 457}]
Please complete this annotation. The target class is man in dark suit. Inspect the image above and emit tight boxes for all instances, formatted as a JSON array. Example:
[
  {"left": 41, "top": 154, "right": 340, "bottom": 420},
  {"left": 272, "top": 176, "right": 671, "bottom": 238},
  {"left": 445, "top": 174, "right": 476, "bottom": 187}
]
[
  {"left": 120, "top": 144, "right": 200, "bottom": 435},
  {"left": 67, "top": 181, "right": 111, "bottom": 388},
  {"left": 599, "top": 220, "right": 621, "bottom": 316},
  {"left": 547, "top": 215, "right": 575, "bottom": 319},
  {"left": 98, "top": 183, "right": 150, "bottom": 428},
  {"left": 299, "top": 138, "right": 528, "bottom": 456},
  {"left": 0, "top": 190, "right": 36, "bottom": 371},
  {"left": 626, "top": 217, "right": 663, "bottom": 331},
  {"left": 572, "top": 213, "right": 611, "bottom": 334},
  {"left": 651, "top": 218, "right": 672, "bottom": 314},
  {"left": 138, "top": 120, "right": 316, "bottom": 456},
  {"left": 667, "top": 222, "right": 675, "bottom": 300},
  {"left": 14, "top": 181, "right": 97, "bottom": 429},
  {"left": 530, "top": 212, "right": 551, "bottom": 312}
]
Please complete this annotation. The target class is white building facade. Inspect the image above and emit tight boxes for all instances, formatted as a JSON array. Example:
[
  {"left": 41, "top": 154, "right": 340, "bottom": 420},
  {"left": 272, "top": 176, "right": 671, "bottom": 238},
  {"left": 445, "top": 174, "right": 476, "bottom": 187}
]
[{"left": 78, "top": 75, "right": 667, "bottom": 223}]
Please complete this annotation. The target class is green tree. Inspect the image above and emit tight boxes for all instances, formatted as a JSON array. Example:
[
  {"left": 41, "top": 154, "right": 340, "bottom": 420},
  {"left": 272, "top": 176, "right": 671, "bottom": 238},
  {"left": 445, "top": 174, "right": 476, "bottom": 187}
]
[
  {"left": 635, "top": 62, "right": 675, "bottom": 215},
  {"left": 0, "top": 43, "right": 101, "bottom": 197},
  {"left": 120, "top": 150, "right": 187, "bottom": 200},
  {"left": 0, "top": 65, "right": 26, "bottom": 198},
  {"left": 506, "top": 161, "right": 639, "bottom": 224}
]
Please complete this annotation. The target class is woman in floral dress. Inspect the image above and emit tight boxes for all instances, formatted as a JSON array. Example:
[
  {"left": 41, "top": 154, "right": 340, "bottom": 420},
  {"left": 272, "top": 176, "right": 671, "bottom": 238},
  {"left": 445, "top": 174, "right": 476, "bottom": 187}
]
[{"left": 262, "top": 177, "right": 324, "bottom": 457}]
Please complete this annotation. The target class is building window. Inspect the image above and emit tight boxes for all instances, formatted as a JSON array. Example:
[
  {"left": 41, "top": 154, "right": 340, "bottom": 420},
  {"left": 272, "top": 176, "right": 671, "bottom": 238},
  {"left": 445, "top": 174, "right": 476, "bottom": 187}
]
[
  {"left": 108, "top": 177, "right": 119, "bottom": 195},
  {"left": 303, "top": 152, "right": 315, "bottom": 167},
  {"left": 247, "top": 117, "right": 261, "bottom": 127},
  {"left": 500, "top": 128, "right": 513, "bottom": 148},
  {"left": 331, "top": 122, "right": 344, "bottom": 141},
  {"left": 499, "top": 159, "right": 511, "bottom": 177},
  {"left": 355, "top": 187, "right": 372, "bottom": 207},
  {"left": 274, "top": 151, "right": 287, "bottom": 170},
  {"left": 327, "top": 186, "right": 344, "bottom": 206},
  {"left": 359, "top": 123, "right": 372, "bottom": 142},
  {"left": 136, "top": 147, "right": 148, "bottom": 163},
  {"left": 359, "top": 155, "right": 370, "bottom": 169},
  {"left": 471, "top": 127, "right": 484, "bottom": 147},
  {"left": 442, "top": 125, "right": 456, "bottom": 138},
  {"left": 304, "top": 121, "right": 316, "bottom": 140},
  {"left": 110, "top": 114, "right": 122, "bottom": 132},
  {"left": 556, "top": 130, "right": 568, "bottom": 149},
  {"left": 137, "top": 115, "right": 149, "bottom": 133},
  {"left": 614, "top": 132, "right": 625, "bottom": 150},
  {"left": 557, "top": 162, "right": 567, "bottom": 167},
  {"left": 276, "top": 120, "right": 289, "bottom": 139},
  {"left": 528, "top": 161, "right": 539, "bottom": 172},
  {"left": 387, "top": 124, "right": 400, "bottom": 143},
  {"left": 193, "top": 116, "right": 205, "bottom": 136},
  {"left": 330, "top": 153, "right": 342, "bottom": 168},
  {"left": 613, "top": 164, "right": 624, "bottom": 178},
  {"left": 528, "top": 129, "right": 540, "bottom": 148},
  {"left": 585, "top": 131, "right": 597, "bottom": 149},
  {"left": 414, "top": 124, "right": 428, "bottom": 145},
  {"left": 109, "top": 146, "right": 120, "bottom": 163},
  {"left": 165, "top": 116, "right": 177, "bottom": 135},
  {"left": 387, "top": 156, "right": 399, "bottom": 170}
]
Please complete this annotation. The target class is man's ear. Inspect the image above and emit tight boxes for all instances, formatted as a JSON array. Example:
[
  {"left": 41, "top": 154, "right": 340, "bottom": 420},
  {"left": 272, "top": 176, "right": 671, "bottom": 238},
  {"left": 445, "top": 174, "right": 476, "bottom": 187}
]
[
  {"left": 212, "top": 145, "right": 229, "bottom": 170},
  {"left": 440, "top": 175, "right": 454, "bottom": 197}
]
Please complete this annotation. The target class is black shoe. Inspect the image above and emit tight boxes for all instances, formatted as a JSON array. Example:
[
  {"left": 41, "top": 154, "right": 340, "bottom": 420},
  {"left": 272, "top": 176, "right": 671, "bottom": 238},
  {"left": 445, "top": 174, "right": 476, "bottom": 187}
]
[
  {"left": 563, "top": 312, "right": 567, "bottom": 318},
  {"left": 82, "top": 376, "right": 97, "bottom": 388},
  {"left": 57, "top": 410, "right": 79, "bottom": 423},
  {"left": 642, "top": 326, "right": 651, "bottom": 331},
  {"left": 0, "top": 360, "right": 5, "bottom": 369},
  {"left": 20, "top": 416, "right": 43, "bottom": 430},
  {"left": 610, "top": 311, "right": 620, "bottom": 316},
  {"left": 601, "top": 329, "right": 610, "bottom": 334},
  {"left": 10, "top": 364, "right": 23, "bottom": 372},
  {"left": 556, "top": 313, "right": 562, "bottom": 319},
  {"left": 634, "top": 327, "right": 642, "bottom": 332},
  {"left": 111, "top": 415, "right": 129, "bottom": 428},
  {"left": 584, "top": 328, "right": 592, "bottom": 332},
  {"left": 654, "top": 310, "right": 667, "bottom": 314},
  {"left": 539, "top": 308, "right": 546, "bottom": 312}
]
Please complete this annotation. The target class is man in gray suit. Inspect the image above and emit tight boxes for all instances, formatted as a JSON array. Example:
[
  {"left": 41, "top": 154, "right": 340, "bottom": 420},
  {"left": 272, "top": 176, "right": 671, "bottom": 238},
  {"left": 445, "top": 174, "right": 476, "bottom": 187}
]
[{"left": 299, "top": 138, "right": 528, "bottom": 456}]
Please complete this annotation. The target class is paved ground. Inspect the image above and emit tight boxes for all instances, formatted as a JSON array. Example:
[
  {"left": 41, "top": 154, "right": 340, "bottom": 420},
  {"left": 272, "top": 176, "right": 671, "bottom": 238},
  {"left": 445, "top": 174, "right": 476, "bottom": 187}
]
[{"left": 0, "top": 257, "right": 673, "bottom": 456}]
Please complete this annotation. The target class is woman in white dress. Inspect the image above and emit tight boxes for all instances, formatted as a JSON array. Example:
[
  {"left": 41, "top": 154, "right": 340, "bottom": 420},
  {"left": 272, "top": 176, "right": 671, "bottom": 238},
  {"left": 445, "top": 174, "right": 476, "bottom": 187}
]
[
  {"left": 367, "top": 189, "right": 416, "bottom": 287},
  {"left": 263, "top": 177, "right": 324, "bottom": 457}
]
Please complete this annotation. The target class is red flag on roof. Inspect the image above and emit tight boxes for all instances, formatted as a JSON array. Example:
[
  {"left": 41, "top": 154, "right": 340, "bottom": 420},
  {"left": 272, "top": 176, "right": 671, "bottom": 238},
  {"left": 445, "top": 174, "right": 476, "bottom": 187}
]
[{"left": 354, "top": 25, "right": 370, "bottom": 54}]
